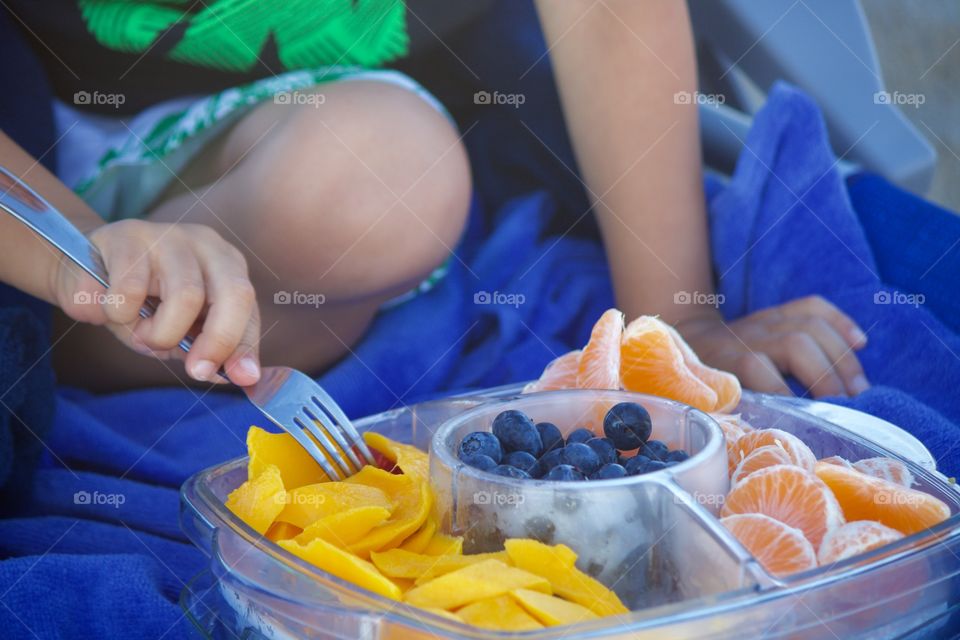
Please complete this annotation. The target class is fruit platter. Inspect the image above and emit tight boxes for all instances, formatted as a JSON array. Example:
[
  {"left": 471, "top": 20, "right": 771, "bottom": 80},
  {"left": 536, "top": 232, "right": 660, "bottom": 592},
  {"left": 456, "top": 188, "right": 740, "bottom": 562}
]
[{"left": 180, "top": 311, "right": 960, "bottom": 639}]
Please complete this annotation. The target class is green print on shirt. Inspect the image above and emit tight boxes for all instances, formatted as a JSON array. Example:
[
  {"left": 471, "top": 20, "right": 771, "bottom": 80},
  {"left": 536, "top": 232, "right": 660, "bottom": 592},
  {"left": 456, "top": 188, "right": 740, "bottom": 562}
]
[{"left": 78, "top": 0, "right": 409, "bottom": 71}]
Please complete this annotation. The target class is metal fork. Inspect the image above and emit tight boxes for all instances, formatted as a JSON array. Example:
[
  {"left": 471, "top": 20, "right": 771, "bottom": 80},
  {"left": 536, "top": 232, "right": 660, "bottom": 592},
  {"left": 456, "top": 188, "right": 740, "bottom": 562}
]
[{"left": 0, "top": 166, "right": 374, "bottom": 481}]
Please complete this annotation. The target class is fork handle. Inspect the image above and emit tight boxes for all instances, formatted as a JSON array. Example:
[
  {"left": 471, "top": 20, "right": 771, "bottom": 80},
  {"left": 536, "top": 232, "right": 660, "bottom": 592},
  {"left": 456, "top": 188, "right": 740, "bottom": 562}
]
[{"left": 0, "top": 166, "right": 225, "bottom": 380}]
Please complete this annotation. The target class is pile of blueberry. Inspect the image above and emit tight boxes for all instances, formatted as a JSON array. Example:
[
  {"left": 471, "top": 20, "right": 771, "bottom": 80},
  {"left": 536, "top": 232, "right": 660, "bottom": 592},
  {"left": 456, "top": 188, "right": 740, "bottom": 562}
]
[{"left": 456, "top": 402, "right": 690, "bottom": 481}]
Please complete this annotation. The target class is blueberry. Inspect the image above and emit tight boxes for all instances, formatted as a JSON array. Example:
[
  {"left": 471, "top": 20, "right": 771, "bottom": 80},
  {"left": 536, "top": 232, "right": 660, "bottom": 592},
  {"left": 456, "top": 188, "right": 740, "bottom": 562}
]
[
  {"left": 492, "top": 410, "right": 543, "bottom": 457},
  {"left": 565, "top": 428, "right": 595, "bottom": 445},
  {"left": 491, "top": 464, "right": 532, "bottom": 479},
  {"left": 666, "top": 449, "right": 690, "bottom": 463},
  {"left": 645, "top": 460, "right": 668, "bottom": 473},
  {"left": 502, "top": 450, "right": 538, "bottom": 473},
  {"left": 461, "top": 453, "right": 498, "bottom": 471},
  {"left": 590, "top": 463, "right": 628, "bottom": 480},
  {"left": 561, "top": 442, "right": 601, "bottom": 475},
  {"left": 585, "top": 437, "right": 618, "bottom": 466},
  {"left": 458, "top": 431, "right": 503, "bottom": 464},
  {"left": 536, "top": 422, "right": 564, "bottom": 454},
  {"left": 641, "top": 440, "right": 669, "bottom": 461},
  {"left": 624, "top": 455, "right": 650, "bottom": 475},
  {"left": 603, "top": 402, "right": 653, "bottom": 450},
  {"left": 533, "top": 448, "right": 565, "bottom": 477},
  {"left": 542, "top": 464, "right": 586, "bottom": 481}
]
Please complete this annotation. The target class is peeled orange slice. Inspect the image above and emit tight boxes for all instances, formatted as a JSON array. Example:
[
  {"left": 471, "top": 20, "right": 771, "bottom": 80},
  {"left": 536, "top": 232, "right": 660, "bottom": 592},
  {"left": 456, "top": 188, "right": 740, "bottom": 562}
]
[
  {"left": 524, "top": 350, "right": 581, "bottom": 393},
  {"left": 721, "top": 464, "right": 844, "bottom": 548},
  {"left": 722, "top": 513, "right": 817, "bottom": 576},
  {"left": 853, "top": 457, "right": 915, "bottom": 488},
  {"left": 731, "top": 445, "right": 794, "bottom": 485},
  {"left": 814, "top": 461, "right": 950, "bottom": 536},
  {"left": 577, "top": 309, "right": 624, "bottom": 390},
  {"left": 732, "top": 429, "right": 817, "bottom": 473},
  {"left": 817, "top": 520, "right": 904, "bottom": 565},
  {"left": 819, "top": 456, "right": 853, "bottom": 468},
  {"left": 661, "top": 322, "right": 741, "bottom": 412}
]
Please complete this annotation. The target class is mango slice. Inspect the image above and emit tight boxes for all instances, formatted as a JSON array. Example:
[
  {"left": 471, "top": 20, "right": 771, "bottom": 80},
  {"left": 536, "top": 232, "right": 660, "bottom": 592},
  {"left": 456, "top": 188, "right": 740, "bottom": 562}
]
[
  {"left": 505, "top": 539, "right": 628, "bottom": 616},
  {"left": 511, "top": 588, "right": 599, "bottom": 626},
  {"left": 265, "top": 521, "right": 303, "bottom": 542},
  {"left": 277, "top": 537, "right": 401, "bottom": 601},
  {"left": 225, "top": 464, "right": 286, "bottom": 535},
  {"left": 364, "top": 432, "right": 430, "bottom": 482},
  {"left": 372, "top": 548, "right": 510, "bottom": 582},
  {"left": 276, "top": 483, "right": 391, "bottom": 529},
  {"left": 404, "top": 560, "right": 551, "bottom": 610},
  {"left": 247, "top": 426, "right": 330, "bottom": 489},
  {"left": 295, "top": 506, "right": 391, "bottom": 547},
  {"left": 457, "top": 595, "right": 544, "bottom": 631},
  {"left": 399, "top": 518, "right": 438, "bottom": 554},
  {"left": 422, "top": 533, "right": 463, "bottom": 556},
  {"left": 349, "top": 480, "right": 433, "bottom": 557}
]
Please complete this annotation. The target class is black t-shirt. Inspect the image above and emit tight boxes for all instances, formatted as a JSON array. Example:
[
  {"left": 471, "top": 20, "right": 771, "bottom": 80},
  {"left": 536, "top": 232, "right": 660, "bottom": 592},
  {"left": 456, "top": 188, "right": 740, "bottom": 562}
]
[{"left": 5, "top": 0, "right": 492, "bottom": 114}]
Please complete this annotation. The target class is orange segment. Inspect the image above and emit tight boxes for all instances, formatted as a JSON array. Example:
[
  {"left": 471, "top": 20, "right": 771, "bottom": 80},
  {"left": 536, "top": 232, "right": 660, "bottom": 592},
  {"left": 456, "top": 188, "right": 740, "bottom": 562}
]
[
  {"left": 721, "top": 464, "right": 844, "bottom": 548},
  {"left": 817, "top": 520, "right": 904, "bottom": 565},
  {"left": 576, "top": 308, "right": 623, "bottom": 390},
  {"left": 814, "top": 462, "right": 950, "bottom": 536},
  {"left": 819, "top": 456, "right": 853, "bottom": 468},
  {"left": 620, "top": 316, "right": 719, "bottom": 412},
  {"left": 721, "top": 513, "right": 817, "bottom": 576},
  {"left": 732, "top": 429, "right": 817, "bottom": 473},
  {"left": 662, "top": 321, "right": 741, "bottom": 412},
  {"left": 714, "top": 413, "right": 749, "bottom": 475},
  {"left": 523, "top": 350, "right": 581, "bottom": 393},
  {"left": 853, "top": 457, "right": 915, "bottom": 487},
  {"left": 731, "top": 445, "right": 793, "bottom": 485}
]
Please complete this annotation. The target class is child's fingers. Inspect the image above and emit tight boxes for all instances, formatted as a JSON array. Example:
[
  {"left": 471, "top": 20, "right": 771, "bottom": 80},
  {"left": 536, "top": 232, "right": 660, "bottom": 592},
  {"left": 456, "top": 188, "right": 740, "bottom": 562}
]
[
  {"left": 777, "top": 333, "right": 846, "bottom": 398},
  {"left": 732, "top": 352, "right": 793, "bottom": 396},
  {"left": 786, "top": 317, "right": 869, "bottom": 396},
  {"left": 100, "top": 242, "right": 151, "bottom": 326},
  {"left": 222, "top": 305, "right": 262, "bottom": 386},
  {"left": 133, "top": 243, "right": 206, "bottom": 352},
  {"left": 781, "top": 295, "right": 867, "bottom": 349}
]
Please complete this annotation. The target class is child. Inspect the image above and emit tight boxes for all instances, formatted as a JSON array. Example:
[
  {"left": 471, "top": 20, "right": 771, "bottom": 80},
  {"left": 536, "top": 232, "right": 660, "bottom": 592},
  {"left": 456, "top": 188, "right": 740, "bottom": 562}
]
[{"left": 0, "top": 0, "right": 868, "bottom": 397}]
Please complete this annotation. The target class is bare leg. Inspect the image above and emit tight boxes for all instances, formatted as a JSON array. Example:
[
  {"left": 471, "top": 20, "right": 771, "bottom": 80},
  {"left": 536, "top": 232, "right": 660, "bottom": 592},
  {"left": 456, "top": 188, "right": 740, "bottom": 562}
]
[{"left": 54, "top": 79, "right": 471, "bottom": 390}]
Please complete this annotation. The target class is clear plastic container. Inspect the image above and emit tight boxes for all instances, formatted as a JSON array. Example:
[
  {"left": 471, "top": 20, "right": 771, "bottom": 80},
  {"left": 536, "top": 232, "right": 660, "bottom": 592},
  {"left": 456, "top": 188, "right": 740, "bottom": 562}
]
[{"left": 180, "top": 388, "right": 960, "bottom": 639}]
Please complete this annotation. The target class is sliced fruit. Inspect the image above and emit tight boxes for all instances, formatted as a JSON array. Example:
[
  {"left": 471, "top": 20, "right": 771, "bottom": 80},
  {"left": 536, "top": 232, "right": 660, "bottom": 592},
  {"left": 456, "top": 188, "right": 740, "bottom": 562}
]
[
  {"left": 265, "top": 520, "right": 303, "bottom": 542},
  {"left": 371, "top": 548, "right": 509, "bottom": 581},
  {"left": 721, "top": 464, "right": 844, "bottom": 547},
  {"left": 349, "top": 479, "right": 433, "bottom": 557},
  {"left": 817, "top": 520, "right": 905, "bottom": 565},
  {"left": 275, "top": 483, "right": 391, "bottom": 529},
  {"left": 620, "top": 316, "right": 718, "bottom": 412},
  {"left": 503, "top": 539, "right": 627, "bottom": 616},
  {"left": 715, "top": 414, "right": 748, "bottom": 475},
  {"left": 422, "top": 533, "right": 463, "bottom": 556},
  {"left": 294, "top": 506, "right": 391, "bottom": 547},
  {"left": 730, "top": 445, "right": 794, "bottom": 485},
  {"left": 247, "top": 426, "right": 330, "bottom": 489},
  {"left": 456, "top": 595, "right": 544, "bottom": 631},
  {"left": 404, "top": 560, "right": 551, "bottom": 610},
  {"left": 364, "top": 432, "right": 430, "bottom": 482},
  {"left": 399, "top": 518, "right": 438, "bottom": 554},
  {"left": 721, "top": 513, "right": 817, "bottom": 577},
  {"left": 225, "top": 464, "right": 287, "bottom": 535},
  {"left": 523, "top": 350, "right": 581, "bottom": 393},
  {"left": 819, "top": 456, "right": 853, "bottom": 468},
  {"left": 577, "top": 308, "right": 623, "bottom": 390},
  {"left": 661, "top": 321, "right": 741, "bottom": 412},
  {"left": 814, "top": 462, "right": 950, "bottom": 536},
  {"left": 510, "top": 588, "right": 599, "bottom": 626},
  {"left": 732, "top": 429, "right": 817, "bottom": 472},
  {"left": 277, "top": 537, "right": 401, "bottom": 600},
  {"left": 853, "top": 457, "right": 915, "bottom": 488}
]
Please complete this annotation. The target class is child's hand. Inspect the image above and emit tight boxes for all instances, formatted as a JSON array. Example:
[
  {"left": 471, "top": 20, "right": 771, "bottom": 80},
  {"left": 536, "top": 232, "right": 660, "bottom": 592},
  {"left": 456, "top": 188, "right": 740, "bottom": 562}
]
[
  {"left": 676, "top": 296, "right": 869, "bottom": 398},
  {"left": 52, "top": 220, "right": 261, "bottom": 385}
]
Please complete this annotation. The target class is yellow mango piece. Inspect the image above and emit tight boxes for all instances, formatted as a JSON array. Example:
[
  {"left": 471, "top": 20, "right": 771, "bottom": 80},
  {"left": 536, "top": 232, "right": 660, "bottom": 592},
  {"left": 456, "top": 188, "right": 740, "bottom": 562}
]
[
  {"left": 422, "top": 608, "right": 463, "bottom": 623},
  {"left": 398, "top": 517, "right": 437, "bottom": 554},
  {"left": 277, "top": 537, "right": 401, "bottom": 601},
  {"left": 349, "top": 480, "right": 433, "bottom": 557},
  {"left": 422, "top": 533, "right": 463, "bottom": 556},
  {"left": 457, "top": 595, "right": 544, "bottom": 631},
  {"left": 404, "top": 560, "right": 551, "bottom": 610},
  {"left": 276, "top": 483, "right": 391, "bottom": 529},
  {"left": 225, "top": 464, "right": 286, "bottom": 535},
  {"left": 364, "top": 432, "right": 430, "bottom": 481},
  {"left": 294, "top": 506, "right": 391, "bottom": 547},
  {"left": 345, "top": 465, "right": 412, "bottom": 495},
  {"left": 371, "top": 548, "right": 510, "bottom": 581},
  {"left": 510, "top": 588, "right": 599, "bottom": 627},
  {"left": 265, "top": 521, "right": 302, "bottom": 542},
  {"left": 247, "top": 426, "right": 331, "bottom": 489},
  {"left": 505, "top": 539, "right": 628, "bottom": 617}
]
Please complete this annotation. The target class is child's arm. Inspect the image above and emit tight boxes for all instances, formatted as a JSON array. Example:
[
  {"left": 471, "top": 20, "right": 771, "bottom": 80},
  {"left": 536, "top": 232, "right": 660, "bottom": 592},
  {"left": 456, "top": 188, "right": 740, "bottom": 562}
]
[
  {"left": 534, "top": 0, "right": 868, "bottom": 397},
  {"left": 0, "top": 132, "right": 261, "bottom": 385}
]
